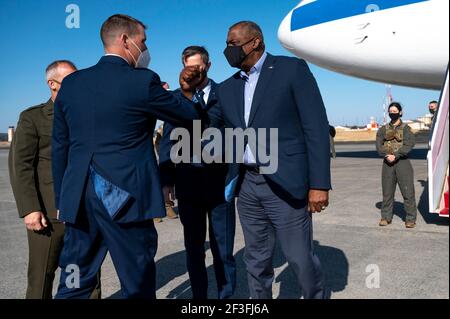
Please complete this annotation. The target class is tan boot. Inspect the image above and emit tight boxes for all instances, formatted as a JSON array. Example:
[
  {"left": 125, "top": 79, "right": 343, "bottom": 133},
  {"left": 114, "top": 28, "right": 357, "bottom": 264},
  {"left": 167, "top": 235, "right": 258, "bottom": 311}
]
[
  {"left": 154, "top": 218, "right": 163, "bottom": 223},
  {"left": 379, "top": 219, "right": 392, "bottom": 227},
  {"left": 166, "top": 205, "right": 178, "bottom": 219},
  {"left": 405, "top": 221, "right": 416, "bottom": 228}
]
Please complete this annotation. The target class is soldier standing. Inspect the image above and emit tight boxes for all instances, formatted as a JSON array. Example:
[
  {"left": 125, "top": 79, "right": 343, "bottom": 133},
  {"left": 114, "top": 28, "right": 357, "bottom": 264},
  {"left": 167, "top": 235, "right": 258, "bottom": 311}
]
[
  {"left": 428, "top": 100, "right": 439, "bottom": 118},
  {"left": 8, "top": 60, "right": 101, "bottom": 298},
  {"left": 376, "top": 102, "right": 418, "bottom": 229}
]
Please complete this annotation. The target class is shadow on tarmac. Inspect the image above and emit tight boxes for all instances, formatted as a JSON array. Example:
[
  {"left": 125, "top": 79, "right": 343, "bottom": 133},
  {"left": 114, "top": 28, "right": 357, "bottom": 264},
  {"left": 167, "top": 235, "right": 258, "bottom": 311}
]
[{"left": 107, "top": 240, "right": 349, "bottom": 299}]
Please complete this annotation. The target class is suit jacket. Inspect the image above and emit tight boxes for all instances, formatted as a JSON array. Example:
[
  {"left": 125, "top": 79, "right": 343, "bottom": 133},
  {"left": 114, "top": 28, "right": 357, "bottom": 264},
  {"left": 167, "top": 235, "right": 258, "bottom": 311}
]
[
  {"left": 159, "top": 80, "right": 230, "bottom": 203},
  {"left": 211, "top": 53, "right": 331, "bottom": 202},
  {"left": 9, "top": 99, "right": 57, "bottom": 218},
  {"left": 52, "top": 55, "right": 201, "bottom": 224}
]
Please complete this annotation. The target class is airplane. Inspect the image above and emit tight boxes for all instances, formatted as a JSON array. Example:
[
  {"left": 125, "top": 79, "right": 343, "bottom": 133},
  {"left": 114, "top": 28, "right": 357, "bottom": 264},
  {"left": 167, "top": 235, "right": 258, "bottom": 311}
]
[
  {"left": 278, "top": 0, "right": 449, "bottom": 217},
  {"left": 278, "top": 0, "right": 448, "bottom": 90}
]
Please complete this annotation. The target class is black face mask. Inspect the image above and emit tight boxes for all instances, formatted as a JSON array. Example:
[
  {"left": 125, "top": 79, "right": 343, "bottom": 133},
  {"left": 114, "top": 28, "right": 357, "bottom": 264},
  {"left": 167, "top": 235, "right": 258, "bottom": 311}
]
[
  {"left": 389, "top": 113, "right": 401, "bottom": 122},
  {"left": 223, "top": 38, "right": 256, "bottom": 68},
  {"left": 429, "top": 108, "right": 436, "bottom": 115}
]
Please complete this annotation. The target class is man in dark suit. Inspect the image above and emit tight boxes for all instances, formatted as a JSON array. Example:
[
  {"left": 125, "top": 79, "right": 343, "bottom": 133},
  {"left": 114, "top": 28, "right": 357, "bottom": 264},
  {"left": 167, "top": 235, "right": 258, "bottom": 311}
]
[
  {"left": 211, "top": 21, "right": 331, "bottom": 299},
  {"left": 159, "top": 46, "right": 236, "bottom": 299},
  {"left": 9, "top": 60, "right": 101, "bottom": 299},
  {"left": 52, "top": 14, "right": 204, "bottom": 299}
]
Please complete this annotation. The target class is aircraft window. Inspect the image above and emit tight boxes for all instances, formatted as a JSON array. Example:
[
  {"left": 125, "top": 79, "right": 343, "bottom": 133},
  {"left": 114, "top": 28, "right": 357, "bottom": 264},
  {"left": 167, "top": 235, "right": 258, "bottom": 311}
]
[{"left": 366, "top": 4, "right": 380, "bottom": 13}]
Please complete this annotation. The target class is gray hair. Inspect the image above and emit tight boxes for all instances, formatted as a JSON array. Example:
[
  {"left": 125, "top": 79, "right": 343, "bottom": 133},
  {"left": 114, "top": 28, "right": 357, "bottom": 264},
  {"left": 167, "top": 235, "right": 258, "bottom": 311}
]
[{"left": 45, "top": 60, "right": 77, "bottom": 80}]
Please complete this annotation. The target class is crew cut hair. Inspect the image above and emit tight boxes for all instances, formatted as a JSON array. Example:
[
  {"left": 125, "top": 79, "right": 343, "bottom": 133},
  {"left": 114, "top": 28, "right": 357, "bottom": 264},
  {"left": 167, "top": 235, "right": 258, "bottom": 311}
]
[
  {"left": 100, "top": 14, "right": 147, "bottom": 47},
  {"left": 229, "top": 21, "right": 264, "bottom": 43}
]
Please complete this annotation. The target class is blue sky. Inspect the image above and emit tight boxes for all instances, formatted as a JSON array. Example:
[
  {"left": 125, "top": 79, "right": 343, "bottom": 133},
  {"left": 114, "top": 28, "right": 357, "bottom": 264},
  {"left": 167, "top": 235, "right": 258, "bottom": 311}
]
[{"left": 0, "top": 0, "right": 439, "bottom": 131}]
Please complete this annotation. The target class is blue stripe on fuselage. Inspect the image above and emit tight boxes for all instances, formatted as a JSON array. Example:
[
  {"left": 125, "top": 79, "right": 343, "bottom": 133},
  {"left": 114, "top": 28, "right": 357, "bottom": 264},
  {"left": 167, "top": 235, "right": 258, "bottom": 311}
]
[{"left": 291, "top": 0, "right": 430, "bottom": 31}]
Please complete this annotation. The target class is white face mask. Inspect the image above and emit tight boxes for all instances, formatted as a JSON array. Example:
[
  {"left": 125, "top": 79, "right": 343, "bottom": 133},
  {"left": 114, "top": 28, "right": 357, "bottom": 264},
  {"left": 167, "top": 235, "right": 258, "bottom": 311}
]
[{"left": 127, "top": 38, "right": 151, "bottom": 68}]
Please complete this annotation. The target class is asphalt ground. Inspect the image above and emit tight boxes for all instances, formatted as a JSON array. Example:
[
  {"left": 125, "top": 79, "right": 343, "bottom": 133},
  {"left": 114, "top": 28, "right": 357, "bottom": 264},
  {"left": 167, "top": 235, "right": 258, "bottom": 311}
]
[{"left": 0, "top": 143, "right": 448, "bottom": 299}]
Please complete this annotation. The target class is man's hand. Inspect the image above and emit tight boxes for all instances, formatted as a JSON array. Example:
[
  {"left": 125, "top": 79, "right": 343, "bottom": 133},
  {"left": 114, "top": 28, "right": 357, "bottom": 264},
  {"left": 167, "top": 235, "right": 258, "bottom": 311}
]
[
  {"left": 385, "top": 155, "right": 396, "bottom": 163},
  {"left": 308, "top": 189, "right": 329, "bottom": 213},
  {"left": 179, "top": 66, "right": 206, "bottom": 100},
  {"left": 163, "top": 186, "right": 175, "bottom": 207},
  {"left": 24, "top": 211, "right": 48, "bottom": 231}
]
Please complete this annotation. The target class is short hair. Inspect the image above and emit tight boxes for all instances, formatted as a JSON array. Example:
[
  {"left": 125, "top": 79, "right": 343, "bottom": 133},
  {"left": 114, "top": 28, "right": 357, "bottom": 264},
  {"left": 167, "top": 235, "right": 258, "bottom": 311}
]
[
  {"left": 229, "top": 21, "right": 264, "bottom": 43},
  {"left": 429, "top": 100, "right": 438, "bottom": 105},
  {"left": 389, "top": 102, "right": 403, "bottom": 112},
  {"left": 100, "top": 14, "right": 147, "bottom": 47},
  {"left": 45, "top": 60, "right": 77, "bottom": 80},
  {"left": 182, "top": 46, "right": 210, "bottom": 65}
]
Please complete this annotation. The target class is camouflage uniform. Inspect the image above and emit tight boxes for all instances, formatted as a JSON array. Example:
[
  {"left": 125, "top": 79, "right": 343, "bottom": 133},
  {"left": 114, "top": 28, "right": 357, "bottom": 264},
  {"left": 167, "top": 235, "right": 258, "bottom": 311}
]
[{"left": 376, "top": 121, "right": 418, "bottom": 223}]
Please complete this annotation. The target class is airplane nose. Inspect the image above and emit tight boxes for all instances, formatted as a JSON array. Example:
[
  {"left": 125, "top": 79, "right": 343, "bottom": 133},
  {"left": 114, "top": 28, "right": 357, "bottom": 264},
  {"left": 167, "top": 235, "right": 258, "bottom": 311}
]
[{"left": 278, "top": 11, "right": 294, "bottom": 50}]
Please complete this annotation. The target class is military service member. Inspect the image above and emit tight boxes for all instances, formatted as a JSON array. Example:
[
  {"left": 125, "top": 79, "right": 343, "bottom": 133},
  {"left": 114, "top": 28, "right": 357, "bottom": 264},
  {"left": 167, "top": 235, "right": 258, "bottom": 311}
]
[
  {"left": 428, "top": 100, "right": 439, "bottom": 117},
  {"left": 8, "top": 60, "right": 101, "bottom": 299},
  {"left": 428, "top": 100, "right": 439, "bottom": 131},
  {"left": 376, "top": 102, "right": 418, "bottom": 229}
]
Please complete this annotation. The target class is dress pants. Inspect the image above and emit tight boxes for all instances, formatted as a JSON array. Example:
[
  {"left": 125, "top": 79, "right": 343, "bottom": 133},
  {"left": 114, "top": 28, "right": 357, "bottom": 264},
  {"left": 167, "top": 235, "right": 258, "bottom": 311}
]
[
  {"left": 178, "top": 198, "right": 236, "bottom": 299},
  {"left": 26, "top": 218, "right": 101, "bottom": 299},
  {"left": 237, "top": 170, "right": 326, "bottom": 299},
  {"left": 55, "top": 175, "right": 157, "bottom": 299}
]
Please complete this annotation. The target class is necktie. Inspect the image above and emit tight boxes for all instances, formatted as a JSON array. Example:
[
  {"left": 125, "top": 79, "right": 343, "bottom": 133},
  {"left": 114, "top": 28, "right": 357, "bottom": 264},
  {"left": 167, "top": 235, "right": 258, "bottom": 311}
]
[
  {"left": 192, "top": 89, "right": 207, "bottom": 166},
  {"left": 195, "top": 89, "right": 207, "bottom": 109}
]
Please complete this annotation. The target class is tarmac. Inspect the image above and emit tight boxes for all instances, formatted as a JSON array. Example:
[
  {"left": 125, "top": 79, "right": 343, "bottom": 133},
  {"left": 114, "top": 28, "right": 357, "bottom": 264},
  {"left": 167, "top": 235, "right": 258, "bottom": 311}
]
[{"left": 0, "top": 143, "right": 448, "bottom": 299}]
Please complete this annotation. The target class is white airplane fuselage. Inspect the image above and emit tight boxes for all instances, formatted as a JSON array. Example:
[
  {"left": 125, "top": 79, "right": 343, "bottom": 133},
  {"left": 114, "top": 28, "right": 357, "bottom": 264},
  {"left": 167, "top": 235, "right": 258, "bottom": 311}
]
[{"left": 278, "top": 0, "right": 449, "bottom": 90}]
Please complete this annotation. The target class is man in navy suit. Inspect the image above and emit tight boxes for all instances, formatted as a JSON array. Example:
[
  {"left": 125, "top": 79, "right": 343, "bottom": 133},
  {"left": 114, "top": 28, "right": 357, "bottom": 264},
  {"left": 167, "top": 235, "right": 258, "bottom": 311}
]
[
  {"left": 52, "top": 14, "right": 204, "bottom": 299},
  {"left": 211, "top": 21, "right": 331, "bottom": 299},
  {"left": 159, "top": 46, "right": 236, "bottom": 299}
]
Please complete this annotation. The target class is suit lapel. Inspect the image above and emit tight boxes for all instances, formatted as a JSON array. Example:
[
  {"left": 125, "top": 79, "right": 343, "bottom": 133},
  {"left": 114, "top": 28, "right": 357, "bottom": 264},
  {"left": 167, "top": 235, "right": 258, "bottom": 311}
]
[
  {"left": 233, "top": 73, "right": 246, "bottom": 128},
  {"left": 206, "top": 91, "right": 216, "bottom": 107},
  {"left": 206, "top": 80, "right": 218, "bottom": 108},
  {"left": 247, "top": 54, "right": 276, "bottom": 127}
]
